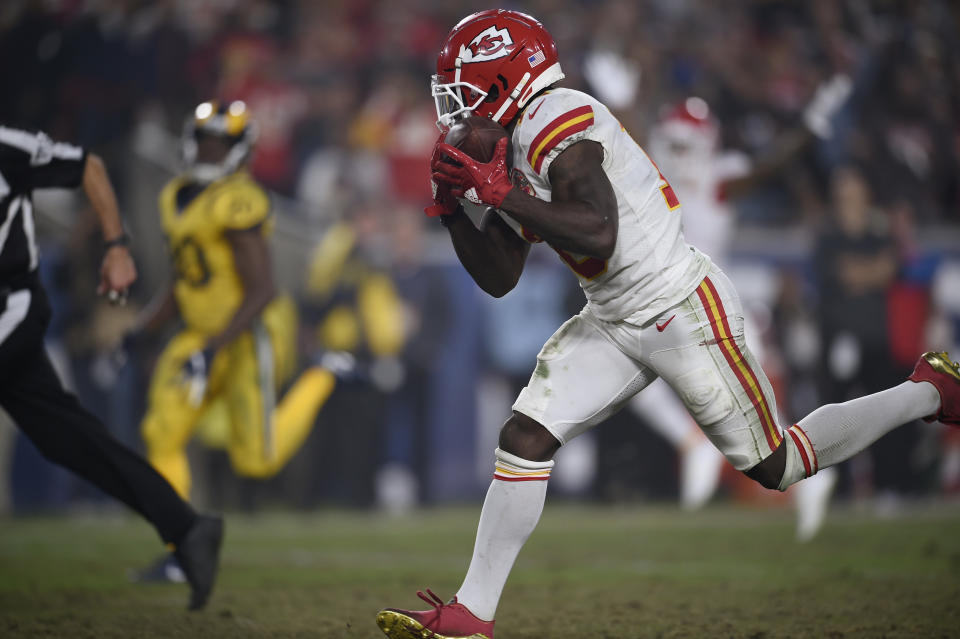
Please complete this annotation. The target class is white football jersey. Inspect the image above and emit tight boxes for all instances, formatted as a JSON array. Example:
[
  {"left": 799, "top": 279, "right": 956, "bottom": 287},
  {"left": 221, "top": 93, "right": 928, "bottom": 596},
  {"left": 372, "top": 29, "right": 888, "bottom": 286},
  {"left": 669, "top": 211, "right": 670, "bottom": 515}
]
[
  {"left": 497, "top": 88, "right": 711, "bottom": 324},
  {"left": 651, "top": 145, "right": 751, "bottom": 268}
]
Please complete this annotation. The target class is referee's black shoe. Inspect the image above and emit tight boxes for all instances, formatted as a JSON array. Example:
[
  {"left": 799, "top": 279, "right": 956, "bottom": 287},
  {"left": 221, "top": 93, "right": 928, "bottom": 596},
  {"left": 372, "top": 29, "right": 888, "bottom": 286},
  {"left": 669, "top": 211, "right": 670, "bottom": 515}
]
[{"left": 174, "top": 514, "right": 224, "bottom": 610}]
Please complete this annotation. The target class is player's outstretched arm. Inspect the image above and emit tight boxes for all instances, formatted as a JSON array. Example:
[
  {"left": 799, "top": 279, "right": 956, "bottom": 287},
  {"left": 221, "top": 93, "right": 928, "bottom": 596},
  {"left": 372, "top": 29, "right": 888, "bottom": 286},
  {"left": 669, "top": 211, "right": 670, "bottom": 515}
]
[
  {"left": 206, "top": 228, "right": 276, "bottom": 351},
  {"left": 499, "top": 140, "right": 617, "bottom": 260},
  {"left": 443, "top": 206, "right": 531, "bottom": 298},
  {"left": 723, "top": 73, "right": 852, "bottom": 200},
  {"left": 720, "top": 128, "right": 812, "bottom": 201}
]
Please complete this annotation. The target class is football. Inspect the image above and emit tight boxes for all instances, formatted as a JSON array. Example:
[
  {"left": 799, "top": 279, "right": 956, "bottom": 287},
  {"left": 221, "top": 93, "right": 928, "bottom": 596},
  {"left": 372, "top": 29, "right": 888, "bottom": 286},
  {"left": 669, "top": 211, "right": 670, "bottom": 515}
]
[{"left": 443, "top": 115, "right": 509, "bottom": 163}]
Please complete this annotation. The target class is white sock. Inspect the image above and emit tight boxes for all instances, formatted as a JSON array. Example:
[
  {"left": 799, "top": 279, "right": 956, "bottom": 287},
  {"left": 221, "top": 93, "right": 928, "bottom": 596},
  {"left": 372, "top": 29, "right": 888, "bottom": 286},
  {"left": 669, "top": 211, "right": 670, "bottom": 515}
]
[
  {"left": 779, "top": 381, "right": 941, "bottom": 489},
  {"left": 455, "top": 448, "right": 553, "bottom": 621}
]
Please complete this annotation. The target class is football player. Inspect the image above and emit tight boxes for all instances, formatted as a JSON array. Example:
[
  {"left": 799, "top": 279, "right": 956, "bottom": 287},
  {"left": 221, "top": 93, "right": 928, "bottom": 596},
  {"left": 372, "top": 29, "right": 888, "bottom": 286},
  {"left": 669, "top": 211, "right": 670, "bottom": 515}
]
[
  {"left": 375, "top": 10, "right": 959, "bottom": 639},
  {"left": 631, "top": 91, "right": 851, "bottom": 536},
  {"left": 129, "top": 101, "right": 337, "bottom": 579}
]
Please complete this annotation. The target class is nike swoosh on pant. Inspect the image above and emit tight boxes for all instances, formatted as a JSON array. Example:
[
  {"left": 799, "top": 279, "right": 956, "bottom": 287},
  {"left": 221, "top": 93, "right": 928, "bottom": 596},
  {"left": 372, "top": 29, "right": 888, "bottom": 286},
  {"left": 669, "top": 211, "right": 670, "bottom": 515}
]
[{"left": 656, "top": 314, "right": 676, "bottom": 332}]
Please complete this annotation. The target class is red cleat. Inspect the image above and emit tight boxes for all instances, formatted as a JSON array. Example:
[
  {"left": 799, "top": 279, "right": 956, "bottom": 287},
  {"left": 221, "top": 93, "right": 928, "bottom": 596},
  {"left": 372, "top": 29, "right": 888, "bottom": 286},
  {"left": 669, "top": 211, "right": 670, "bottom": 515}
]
[
  {"left": 909, "top": 351, "right": 960, "bottom": 426},
  {"left": 376, "top": 589, "right": 494, "bottom": 639}
]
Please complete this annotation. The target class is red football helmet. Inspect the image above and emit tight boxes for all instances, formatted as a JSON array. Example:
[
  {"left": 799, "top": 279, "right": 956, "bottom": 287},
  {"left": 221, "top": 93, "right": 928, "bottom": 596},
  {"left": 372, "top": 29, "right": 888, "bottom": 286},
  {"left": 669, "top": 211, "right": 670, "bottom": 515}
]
[
  {"left": 431, "top": 9, "right": 564, "bottom": 130},
  {"left": 650, "top": 97, "right": 720, "bottom": 156},
  {"left": 648, "top": 97, "right": 720, "bottom": 188}
]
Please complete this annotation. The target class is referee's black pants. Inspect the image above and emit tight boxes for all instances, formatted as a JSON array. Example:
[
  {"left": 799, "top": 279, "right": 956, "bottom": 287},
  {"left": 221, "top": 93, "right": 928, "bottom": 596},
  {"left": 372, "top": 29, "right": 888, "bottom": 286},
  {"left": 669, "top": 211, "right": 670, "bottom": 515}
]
[{"left": 0, "top": 280, "right": 196, "bottom": 545}]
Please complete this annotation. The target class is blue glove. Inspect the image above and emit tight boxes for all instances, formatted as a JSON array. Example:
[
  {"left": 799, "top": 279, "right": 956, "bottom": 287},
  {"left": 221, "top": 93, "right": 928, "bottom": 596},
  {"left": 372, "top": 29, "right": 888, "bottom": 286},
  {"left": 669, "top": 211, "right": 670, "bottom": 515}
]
[{"left": 182, "top": 347, "right": 215, "bottom": 406}]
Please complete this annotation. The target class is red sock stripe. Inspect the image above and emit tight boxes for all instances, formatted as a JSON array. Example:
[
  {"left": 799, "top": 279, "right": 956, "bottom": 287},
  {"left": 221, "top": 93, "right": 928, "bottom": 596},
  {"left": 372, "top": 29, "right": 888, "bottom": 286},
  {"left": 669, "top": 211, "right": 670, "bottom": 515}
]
[
  {"left": 787, "top": 428, "right": 813, "bottom": 478},
  {"left": 493, "top": 474, "right": 550, "bottom": 482},
  {"left": 695, "top": 278, "right": 782, "bottom": 452},
  {"left": 791, "top": 425, "right": 818, "bottom": 474}
]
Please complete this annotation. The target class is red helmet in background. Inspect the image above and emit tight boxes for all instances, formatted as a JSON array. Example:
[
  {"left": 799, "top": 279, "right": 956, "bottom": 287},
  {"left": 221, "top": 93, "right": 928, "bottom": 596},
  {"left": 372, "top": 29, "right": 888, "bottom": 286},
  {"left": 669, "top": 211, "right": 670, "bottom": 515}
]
[
  {"left": 431, "top": 9, "right": 564, "bottom": 129},
  {"left": 650, "top": 97, "right": 720, "bottom": 156},
  {"left": 648, "top": 97, "right": 720, "bottom": 188}
]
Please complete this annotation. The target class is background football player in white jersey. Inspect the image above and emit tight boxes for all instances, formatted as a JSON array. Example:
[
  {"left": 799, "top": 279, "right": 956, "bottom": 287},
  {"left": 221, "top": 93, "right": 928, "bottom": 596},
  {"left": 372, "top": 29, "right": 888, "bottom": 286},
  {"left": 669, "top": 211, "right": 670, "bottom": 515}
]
[
  {"left": 628, "top": 85, "right": 850, "bottom": 539},
  {"left": 376, "top": 10, "right": 959, "bottom": 639}
]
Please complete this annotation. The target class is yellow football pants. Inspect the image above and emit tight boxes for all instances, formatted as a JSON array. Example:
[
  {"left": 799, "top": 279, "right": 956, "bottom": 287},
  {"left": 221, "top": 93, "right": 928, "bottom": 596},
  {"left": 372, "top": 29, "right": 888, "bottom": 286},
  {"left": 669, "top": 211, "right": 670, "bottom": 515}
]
[{"left": 141, "top": 296, "right": 335, "bottom": 500}]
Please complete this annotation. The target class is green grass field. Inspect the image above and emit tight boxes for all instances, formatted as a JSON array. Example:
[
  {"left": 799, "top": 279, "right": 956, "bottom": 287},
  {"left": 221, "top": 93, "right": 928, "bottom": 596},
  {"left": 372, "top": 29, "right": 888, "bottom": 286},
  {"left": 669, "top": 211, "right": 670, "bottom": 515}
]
[{"left": 2, "top": 504, "right": 959, "bottom": 638}]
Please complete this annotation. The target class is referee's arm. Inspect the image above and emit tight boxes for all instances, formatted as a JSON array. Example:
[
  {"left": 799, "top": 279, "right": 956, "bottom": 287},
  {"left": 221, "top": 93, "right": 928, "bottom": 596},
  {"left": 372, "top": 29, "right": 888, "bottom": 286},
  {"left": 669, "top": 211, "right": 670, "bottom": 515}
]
[
  {"left": 80, "top": 153, "right": 137, "bottom": 299},
  {"left": 0, "top": 125, "right": 137, "bottom": 302},
  {"left": 2, "top": 126, "right": 138, "bottom": 300},
  {"left": 83, "top": 154, "right": 125, "bottom": 247}
]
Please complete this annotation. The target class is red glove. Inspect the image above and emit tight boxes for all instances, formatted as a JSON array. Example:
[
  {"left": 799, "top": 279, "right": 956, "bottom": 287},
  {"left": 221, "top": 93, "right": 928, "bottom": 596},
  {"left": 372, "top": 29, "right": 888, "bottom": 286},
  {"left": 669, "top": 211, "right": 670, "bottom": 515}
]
[
  {"left": 425, "top": 134, "right": 460, "bottom": 217},
  {"left": 425, "top": 177, "right": 459, "bottom": 217},
  {"left": 431, "top": 137, "right": 514, "bottom": 208}
]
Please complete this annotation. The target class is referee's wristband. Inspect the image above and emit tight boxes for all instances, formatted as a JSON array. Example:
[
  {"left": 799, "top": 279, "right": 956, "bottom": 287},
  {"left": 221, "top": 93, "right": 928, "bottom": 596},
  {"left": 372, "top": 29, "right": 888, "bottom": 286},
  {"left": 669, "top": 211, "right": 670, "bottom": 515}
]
[{"left": 104, "top": 232, "right": 131, "bottom": 250}]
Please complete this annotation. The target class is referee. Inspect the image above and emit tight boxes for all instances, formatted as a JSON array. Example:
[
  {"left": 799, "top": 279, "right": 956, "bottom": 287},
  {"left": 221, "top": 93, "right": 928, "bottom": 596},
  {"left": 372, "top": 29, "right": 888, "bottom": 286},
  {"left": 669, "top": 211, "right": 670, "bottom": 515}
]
[{"left": 0, "top": 125, "right": 222, "bottom": 610}]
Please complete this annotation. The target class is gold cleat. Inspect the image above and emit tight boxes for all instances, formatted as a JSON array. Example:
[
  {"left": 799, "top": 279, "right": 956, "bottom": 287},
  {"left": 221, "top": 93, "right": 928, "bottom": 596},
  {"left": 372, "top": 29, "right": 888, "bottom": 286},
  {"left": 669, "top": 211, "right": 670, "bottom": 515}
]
[
  {"left": 921, "top": 351, "right": 960, "bottom": 382},
  {"left": 376, "top": 610, "right": 491, "bottom": 639},
  {"left": 376, "top": 610, "right": 426, "bottom": 639},
  {"left": 376, "top": 590, "right": 494, "bottom": 639}
]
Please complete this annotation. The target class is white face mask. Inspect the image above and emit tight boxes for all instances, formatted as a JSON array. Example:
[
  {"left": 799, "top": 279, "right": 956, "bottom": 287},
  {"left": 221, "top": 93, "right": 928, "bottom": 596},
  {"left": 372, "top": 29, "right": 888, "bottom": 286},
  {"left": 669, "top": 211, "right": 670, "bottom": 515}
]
[
  {"left": 431, "top": 73, "right": 487, "bottom": 130},
  {"left": 182, "top": 135, "right": 252, "bottom": 183},
  {"left": 188, "top": 162, "right": 228, "bottom": 183}
]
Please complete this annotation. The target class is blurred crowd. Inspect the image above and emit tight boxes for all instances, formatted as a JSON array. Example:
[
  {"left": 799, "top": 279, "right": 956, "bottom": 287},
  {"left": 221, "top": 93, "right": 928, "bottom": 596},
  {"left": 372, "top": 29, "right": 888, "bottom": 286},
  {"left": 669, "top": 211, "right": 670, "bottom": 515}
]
[{"left": 1, "top": 0, "right": 959, "bottom": 514}]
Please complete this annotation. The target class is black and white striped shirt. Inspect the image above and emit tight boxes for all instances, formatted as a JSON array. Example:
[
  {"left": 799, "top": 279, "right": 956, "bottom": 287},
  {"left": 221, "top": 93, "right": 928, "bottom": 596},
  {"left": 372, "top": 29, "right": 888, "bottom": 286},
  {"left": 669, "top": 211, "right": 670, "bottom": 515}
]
[{"left": 0, "top": 125, "right": 87, "bottom": 287}]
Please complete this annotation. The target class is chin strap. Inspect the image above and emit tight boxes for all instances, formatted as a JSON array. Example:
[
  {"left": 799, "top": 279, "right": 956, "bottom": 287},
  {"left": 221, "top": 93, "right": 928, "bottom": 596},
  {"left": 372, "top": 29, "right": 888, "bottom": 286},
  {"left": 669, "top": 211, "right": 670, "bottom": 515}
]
[{"left": 491, "top": 72, "right": 531, "bottom": 124}]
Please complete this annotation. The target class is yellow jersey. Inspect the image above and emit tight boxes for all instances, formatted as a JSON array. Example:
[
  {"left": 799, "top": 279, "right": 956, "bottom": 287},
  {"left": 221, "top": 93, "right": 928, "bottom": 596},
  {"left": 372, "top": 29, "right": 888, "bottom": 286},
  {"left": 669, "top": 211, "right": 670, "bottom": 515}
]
[
  {"left": 159, "top": 171, "right": 272, "bottom": 336},
  {"left": 305, "top": 222, "right": 405, "bottom": 357}
]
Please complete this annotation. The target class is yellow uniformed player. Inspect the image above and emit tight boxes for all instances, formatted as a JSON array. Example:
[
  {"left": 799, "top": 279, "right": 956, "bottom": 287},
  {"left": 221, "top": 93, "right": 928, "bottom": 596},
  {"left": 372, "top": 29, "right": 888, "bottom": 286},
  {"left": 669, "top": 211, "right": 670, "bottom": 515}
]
[
  {"left": 306, "top": 218, "right": 405, "bottom": 363},
  {"left": 132, "top": 101, "right": 335, "bottom": 512},
  {"left": 300, "top": 213, "right": 406, "bottom": 508}
]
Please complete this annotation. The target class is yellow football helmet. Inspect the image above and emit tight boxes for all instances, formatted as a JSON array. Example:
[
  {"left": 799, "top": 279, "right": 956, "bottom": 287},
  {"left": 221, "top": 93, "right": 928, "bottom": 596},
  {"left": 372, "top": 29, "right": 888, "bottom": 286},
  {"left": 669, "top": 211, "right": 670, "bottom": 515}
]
[{"left": 182, "top": 100, "right": 257, "bottom": 182}]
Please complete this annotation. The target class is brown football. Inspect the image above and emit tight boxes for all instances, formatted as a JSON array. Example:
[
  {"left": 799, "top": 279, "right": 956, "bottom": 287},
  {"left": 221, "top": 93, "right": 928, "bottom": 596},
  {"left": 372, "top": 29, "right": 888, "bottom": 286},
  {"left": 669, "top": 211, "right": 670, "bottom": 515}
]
[{"left": 443, "top": 115, "right": 509, "bottom": 163}]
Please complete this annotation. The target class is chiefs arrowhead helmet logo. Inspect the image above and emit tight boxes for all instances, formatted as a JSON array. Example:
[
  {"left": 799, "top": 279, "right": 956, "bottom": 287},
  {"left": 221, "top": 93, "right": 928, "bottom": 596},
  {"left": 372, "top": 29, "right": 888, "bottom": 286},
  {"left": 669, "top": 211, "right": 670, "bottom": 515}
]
[{"left": 461, "top": 26, "right": 514, "bottom": 63}]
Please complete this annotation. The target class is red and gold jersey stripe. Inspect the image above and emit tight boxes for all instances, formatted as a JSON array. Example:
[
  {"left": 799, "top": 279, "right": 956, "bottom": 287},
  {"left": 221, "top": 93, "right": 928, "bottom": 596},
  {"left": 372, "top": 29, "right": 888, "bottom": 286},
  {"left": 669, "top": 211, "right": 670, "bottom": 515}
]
[
  {"left": 695, "top": 277, "right": 782, "bottom": 453},
  {"left": 526, "top": 106, "right": 595, "bottom": 174}
]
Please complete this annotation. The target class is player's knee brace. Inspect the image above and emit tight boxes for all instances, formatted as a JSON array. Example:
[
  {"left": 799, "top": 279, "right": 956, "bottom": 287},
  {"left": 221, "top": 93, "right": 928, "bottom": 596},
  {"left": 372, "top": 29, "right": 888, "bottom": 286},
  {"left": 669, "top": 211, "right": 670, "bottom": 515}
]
[{"left": 493, "top": 447, "right": 554, "bottom": 481}]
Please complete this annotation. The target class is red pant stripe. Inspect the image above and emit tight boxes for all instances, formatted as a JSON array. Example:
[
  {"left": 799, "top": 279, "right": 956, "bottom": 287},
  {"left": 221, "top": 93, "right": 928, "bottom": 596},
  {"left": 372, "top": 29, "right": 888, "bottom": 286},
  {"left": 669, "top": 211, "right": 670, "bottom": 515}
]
[{"left": 696, "top": 278, "right": 781, "bottom": 452}]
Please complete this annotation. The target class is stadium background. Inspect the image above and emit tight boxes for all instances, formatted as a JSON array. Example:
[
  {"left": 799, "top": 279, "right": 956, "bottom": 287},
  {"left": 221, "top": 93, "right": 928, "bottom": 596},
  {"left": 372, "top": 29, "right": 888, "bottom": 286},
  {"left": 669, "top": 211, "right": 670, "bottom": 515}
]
[{"left": 0, "top": 0, "right": 958, "bottom": 520}]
